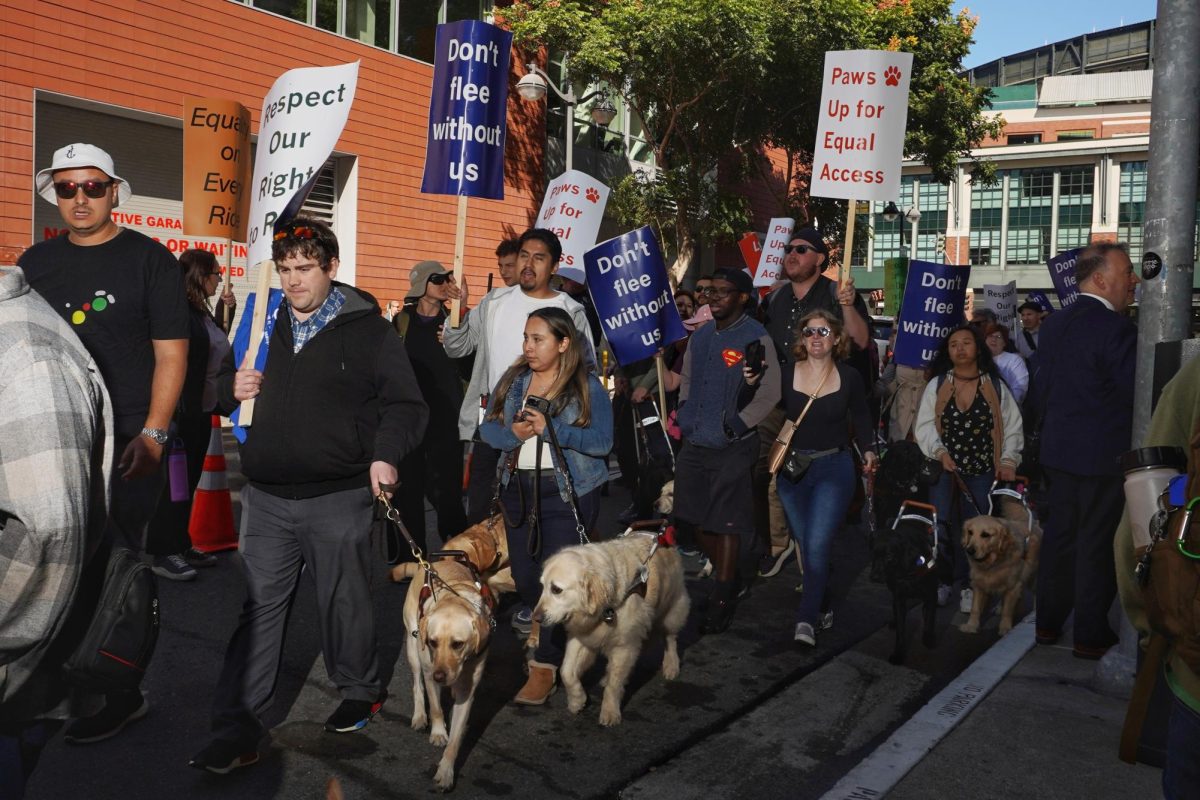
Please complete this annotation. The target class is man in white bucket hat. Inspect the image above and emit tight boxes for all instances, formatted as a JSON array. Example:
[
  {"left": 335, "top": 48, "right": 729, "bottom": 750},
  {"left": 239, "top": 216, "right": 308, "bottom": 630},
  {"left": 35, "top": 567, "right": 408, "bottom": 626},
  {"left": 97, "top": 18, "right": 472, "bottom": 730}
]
[{"left": 19, "top": 143, "right": 190, "bottom": 745}]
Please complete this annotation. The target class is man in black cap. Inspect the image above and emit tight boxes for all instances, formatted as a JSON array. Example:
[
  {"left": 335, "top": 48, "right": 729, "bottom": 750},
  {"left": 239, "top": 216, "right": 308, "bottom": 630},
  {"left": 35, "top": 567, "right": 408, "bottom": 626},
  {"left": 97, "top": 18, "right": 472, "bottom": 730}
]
[
  {"left": 675, "top": 267, "right": 780, "bottom": 633},
  {"left": 755, "top": 228, "right": 870, "bottom": 584}
]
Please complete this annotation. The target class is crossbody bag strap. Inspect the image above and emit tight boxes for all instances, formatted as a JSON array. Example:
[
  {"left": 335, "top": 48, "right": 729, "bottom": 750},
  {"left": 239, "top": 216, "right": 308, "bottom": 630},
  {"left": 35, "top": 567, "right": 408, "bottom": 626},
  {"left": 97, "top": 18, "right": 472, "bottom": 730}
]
[{"left": 774, "top": 363, "right": 835, "bottom": 454}]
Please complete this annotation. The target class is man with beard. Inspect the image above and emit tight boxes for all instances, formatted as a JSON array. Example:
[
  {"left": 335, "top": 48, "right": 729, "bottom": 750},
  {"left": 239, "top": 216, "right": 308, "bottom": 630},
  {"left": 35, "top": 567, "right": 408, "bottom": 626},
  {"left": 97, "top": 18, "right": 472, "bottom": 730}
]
[
  {"left": 675, "top": 268, "right": 780, "bottom": 633},
  {"left": 444, "top": 229, "right": 595, "bottom": 526},
  {"left": 756, "top": 229, "right": 870, "bottom": 583}
]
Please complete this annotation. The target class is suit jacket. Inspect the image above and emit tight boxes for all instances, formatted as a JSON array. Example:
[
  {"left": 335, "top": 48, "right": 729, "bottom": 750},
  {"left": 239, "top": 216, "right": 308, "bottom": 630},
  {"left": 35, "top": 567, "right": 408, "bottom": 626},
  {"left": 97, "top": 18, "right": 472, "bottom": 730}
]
[{"left": 1029, "top": 295, "right": 1136, "bottom": 476}]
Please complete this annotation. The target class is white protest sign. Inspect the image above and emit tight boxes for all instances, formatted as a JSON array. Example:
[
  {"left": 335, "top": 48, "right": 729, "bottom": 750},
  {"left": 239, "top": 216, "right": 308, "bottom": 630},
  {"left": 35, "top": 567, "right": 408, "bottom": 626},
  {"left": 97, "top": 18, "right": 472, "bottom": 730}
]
[
  {"left": 811, "top": 50, "right": 913, "bottom": 202},
  {"left": 245, "top": 61, "right": 359, "bottom": 267},
  {"left": 536, "top": 169, "right": 609, "bottom": 283},
  {"left": 982, "top": 281, "right": 1019, "bottom": 339},
  {"left": 753, "top": 217, "right": 796, "bottom": 287}
]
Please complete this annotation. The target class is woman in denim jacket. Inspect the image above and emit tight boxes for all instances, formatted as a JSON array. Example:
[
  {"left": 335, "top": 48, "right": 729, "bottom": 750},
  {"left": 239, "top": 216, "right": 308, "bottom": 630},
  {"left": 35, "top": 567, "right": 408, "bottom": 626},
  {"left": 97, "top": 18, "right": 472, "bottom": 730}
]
[{"left": 480, "top": 307, "right": 613, "bottom": 705}]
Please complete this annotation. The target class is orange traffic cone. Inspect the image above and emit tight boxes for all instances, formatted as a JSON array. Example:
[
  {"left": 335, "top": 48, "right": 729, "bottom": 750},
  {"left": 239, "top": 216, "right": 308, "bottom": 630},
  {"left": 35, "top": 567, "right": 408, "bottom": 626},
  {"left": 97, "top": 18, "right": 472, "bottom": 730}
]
[{"left": 188, "top": 415, "right": 238, "bottom": 552}]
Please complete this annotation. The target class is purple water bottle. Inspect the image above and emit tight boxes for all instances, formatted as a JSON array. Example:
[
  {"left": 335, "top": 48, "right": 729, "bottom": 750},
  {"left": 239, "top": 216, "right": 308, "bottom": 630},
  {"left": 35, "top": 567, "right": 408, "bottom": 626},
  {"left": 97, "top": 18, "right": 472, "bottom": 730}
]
[{"left": 168, "top": 439, "right": 189, "bottom": 502}]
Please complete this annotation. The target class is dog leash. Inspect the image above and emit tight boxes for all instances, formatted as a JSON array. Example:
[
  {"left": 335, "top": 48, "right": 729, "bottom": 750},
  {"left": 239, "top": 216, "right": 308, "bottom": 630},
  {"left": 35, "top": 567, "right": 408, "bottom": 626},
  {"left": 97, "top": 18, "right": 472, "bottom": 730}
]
[{"left": 376, "top": 484, "right": 475, "bottom": 608}]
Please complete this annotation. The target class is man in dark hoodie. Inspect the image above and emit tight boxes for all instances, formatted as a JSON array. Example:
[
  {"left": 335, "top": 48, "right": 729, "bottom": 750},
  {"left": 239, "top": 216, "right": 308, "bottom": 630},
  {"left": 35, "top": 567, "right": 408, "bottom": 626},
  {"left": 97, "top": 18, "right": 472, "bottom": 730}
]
[{"left": 189, "top": 218, "right": 427, "bottom": 774}]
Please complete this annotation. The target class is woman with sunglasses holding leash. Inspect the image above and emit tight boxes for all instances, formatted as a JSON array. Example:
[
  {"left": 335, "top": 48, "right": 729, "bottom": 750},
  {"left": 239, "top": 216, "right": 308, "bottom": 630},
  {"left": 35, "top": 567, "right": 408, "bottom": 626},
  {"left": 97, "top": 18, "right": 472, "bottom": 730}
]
[
  {"left": 765, "top": 309, "right": 877, "bottom": 646},
  {"left": 480, "top": 306, "right": 613, "bottom": 706}
]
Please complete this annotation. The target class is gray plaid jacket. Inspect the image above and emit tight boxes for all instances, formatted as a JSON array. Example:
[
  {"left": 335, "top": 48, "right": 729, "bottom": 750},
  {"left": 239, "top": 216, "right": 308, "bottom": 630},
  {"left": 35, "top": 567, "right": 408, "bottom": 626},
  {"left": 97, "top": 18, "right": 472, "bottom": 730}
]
[{"left": 0, "top": 266, "right": 112, "bottom": 717}]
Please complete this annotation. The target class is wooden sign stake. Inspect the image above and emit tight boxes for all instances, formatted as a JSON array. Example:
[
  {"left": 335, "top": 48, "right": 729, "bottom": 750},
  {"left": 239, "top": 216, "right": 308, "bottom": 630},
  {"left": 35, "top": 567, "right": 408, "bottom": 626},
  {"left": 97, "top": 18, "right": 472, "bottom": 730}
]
[{"left": 450, "top": 195, "right": 468, "bottom": 327}]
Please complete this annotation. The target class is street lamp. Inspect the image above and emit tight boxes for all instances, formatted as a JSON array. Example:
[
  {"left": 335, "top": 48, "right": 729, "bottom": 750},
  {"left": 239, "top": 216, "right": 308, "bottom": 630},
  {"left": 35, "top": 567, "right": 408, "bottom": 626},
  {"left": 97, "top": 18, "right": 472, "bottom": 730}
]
[
  {"left": 882, "top": 202, "right": 921, "bottom": 259},
  {"left": 517, "top": 58, "right": 617, "bottom": 172}
]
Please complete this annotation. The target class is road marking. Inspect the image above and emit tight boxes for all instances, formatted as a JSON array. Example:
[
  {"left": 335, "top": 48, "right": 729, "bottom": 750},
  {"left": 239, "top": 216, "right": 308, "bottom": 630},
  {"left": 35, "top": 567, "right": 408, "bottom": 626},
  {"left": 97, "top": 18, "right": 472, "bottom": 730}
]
[{"left": 819, "top": 613, "right": 1036, "bottom": 800}]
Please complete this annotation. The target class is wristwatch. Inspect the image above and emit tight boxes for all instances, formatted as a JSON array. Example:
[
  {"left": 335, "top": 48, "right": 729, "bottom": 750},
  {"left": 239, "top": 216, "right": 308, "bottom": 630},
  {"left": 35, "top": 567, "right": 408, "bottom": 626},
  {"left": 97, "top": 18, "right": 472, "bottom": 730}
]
[{"left": 141, "top": 427, "right": 169, "bottom": 445}]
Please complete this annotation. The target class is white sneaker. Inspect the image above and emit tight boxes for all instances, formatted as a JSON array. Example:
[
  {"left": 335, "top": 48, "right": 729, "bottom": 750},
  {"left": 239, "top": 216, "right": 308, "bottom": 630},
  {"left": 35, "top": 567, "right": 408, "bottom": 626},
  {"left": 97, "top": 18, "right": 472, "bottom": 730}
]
[
  {"left": 959, "top": 588, "right": 974, "bottom": 614},
  {"left": 818, "top": 610, "right": 834, "bottom": 631},
  {"left": 794, "top": 622, "right": 816, "bottom": 646},
  {"left": 936, "top": 583, "right": 952, "bottom": 607}
]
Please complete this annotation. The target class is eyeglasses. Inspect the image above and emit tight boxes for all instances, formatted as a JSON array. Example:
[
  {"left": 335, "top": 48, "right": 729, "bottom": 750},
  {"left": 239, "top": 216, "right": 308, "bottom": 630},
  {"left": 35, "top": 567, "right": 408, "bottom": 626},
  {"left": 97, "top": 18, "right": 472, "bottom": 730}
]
[
  {"left": 802, "top": 326, "right": 833, "bottom": 338},
  {"left": 783, "top": 244, "right": 818, "bottom": 255},
  {"left": 703, "top": 288, "right": 737, "bottom": 299},
  {"left": 274, "top": 225, "right": 316, "bottom": 241},
  {"left": 427, "top": 273, "right": 451, "bottom": 286},
  {"left": 53, "top": 179, "right": 114, "bottom": 200}
]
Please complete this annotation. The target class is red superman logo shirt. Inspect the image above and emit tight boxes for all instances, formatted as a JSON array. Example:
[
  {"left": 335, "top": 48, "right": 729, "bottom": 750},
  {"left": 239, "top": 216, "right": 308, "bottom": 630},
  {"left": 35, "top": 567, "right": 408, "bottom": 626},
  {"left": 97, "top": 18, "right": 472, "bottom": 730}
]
[{"left": 722, "top": 348, "right": 743, "bottom": 367}]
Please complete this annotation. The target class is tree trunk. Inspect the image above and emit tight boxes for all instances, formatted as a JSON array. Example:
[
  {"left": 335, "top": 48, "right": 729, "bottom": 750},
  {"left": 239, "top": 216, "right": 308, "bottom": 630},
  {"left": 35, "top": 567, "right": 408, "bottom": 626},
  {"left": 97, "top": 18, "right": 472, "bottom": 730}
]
[{"left": 668, "top": 222, "right": 698, "bottom": 287}]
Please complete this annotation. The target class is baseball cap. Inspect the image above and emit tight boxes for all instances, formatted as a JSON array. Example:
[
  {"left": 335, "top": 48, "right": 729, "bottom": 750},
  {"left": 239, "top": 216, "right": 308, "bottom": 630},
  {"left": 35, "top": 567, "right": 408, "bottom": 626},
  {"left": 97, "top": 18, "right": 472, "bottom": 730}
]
[
  {"left": 35, "top": 143, "right": 132, "bottom": 205},
  {"left": 788, "top": 227, "right": 829, "bottom": 256},
  {"left": 556, "top": 266, "right": 586, "bottom": 285},
  {"left": 711, "top": 267, "right": 754, "bottom": 296},
  {"left": 406, "top": 260, "right": 450, "bottom": 299},
  {"left": 682, "top": 303, "right": 714, "bottom": 331}
]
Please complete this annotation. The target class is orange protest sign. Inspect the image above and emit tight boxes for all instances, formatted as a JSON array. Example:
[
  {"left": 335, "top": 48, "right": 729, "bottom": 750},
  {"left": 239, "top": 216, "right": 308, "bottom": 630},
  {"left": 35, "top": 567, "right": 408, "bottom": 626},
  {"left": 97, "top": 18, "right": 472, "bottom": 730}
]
[{"left": 183, "top": 98, "right": 250, "bottom": 241}]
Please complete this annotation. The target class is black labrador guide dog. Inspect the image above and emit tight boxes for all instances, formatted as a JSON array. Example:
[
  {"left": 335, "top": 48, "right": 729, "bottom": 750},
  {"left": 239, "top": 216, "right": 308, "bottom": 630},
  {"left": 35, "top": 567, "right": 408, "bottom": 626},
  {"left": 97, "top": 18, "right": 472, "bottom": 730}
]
[{"left": 870, "top": 441, "right": 941, "bottom": 665}]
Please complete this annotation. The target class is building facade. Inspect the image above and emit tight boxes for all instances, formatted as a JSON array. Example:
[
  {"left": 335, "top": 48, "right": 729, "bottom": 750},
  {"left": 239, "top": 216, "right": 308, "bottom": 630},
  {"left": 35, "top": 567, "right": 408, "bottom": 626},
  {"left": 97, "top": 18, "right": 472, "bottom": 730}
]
[{"left": 1, "top": 0, "right": 550, "bottom": 309}]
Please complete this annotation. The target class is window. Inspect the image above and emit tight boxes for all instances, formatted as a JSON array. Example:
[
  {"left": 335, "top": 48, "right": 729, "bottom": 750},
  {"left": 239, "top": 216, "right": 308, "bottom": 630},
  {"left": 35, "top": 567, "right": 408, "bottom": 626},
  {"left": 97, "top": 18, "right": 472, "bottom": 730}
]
[
  {"left": 870, "top": 177, "right": 914, "bottom": 269},
  {"left": 1118, "top": 161, "right": 1147, "bottom": 260},
  {"left": 345, "top": 0, "right": 393, "bottom": 49},
  {"left": 255, "top": 0, "right": 308, "bottom": 23},
  {"left": 1007, "top": 133, "right": 1042, "bottom": 145},
  {"left": 969, "top": 174, "right": 1004, "bottom": 266},
  {"left": 1006, "top": 169, "right": 1054, "bottom": 264},
  {"left": 1057, "top": 130, "right": 1095, "bottom": 141},
  {"left": 1056, "top": 166, "right": 1093, "bottom": 252},
  {"left": 914, "top": 180, "right": 948, "bottom": 262}
]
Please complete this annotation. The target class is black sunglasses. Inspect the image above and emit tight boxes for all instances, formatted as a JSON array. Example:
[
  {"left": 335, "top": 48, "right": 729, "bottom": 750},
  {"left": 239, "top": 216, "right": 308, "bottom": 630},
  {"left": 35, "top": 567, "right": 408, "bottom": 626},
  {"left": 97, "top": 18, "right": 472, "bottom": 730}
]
[
  {"left": 783, "top": 243, "right": 818, "bottom": 255},
  {"left": 427, "top": 273, "right": 451, "bottom": 285},
  {"left": 53, "top": 179, "right": 114, "bottom": 200}
]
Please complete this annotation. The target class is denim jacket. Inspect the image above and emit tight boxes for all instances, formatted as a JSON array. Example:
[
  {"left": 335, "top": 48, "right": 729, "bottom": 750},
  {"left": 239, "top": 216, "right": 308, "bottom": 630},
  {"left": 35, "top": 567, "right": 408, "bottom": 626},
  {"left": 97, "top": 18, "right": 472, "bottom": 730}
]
[{"left": 479, "top": 370, "right": 613, "bottom": 502}]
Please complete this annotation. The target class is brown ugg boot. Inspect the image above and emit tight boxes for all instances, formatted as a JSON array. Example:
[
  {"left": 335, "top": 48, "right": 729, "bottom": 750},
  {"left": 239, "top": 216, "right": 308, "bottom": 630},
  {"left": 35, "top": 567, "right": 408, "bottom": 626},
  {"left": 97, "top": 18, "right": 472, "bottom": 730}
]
[{"left": 514, "top": 661, "right": 557, "bottom": 705}]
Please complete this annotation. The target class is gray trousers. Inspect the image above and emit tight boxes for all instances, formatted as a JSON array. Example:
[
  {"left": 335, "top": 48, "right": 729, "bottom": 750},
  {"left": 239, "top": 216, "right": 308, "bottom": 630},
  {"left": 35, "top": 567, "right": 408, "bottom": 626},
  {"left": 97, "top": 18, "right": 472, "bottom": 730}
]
[{"left": 211, "top": 484, "right": 380, "bottom": 746}]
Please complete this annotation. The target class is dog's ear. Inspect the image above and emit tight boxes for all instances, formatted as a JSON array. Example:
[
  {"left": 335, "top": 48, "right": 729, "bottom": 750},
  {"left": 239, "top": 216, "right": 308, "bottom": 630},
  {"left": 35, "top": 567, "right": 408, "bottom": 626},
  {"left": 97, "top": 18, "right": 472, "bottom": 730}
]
[
  {"left": 472, "top": 611, "right": 490, "bottom": 655},
  {"left": 995, "top": 522, "right": 1017, "bottom": 558},
  {"left": 417, "top": 615, "right": 429, "bottom": 647},
  {"left": 583, "top": 571, "right": 609, "bottom": 616}
]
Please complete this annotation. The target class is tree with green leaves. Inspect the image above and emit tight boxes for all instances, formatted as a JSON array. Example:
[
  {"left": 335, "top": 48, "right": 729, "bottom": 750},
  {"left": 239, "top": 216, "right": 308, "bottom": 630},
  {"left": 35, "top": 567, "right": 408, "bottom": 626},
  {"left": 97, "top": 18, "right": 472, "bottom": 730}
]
[{"left": 504, "top": 0, "right": 1002, "bottom": 281}]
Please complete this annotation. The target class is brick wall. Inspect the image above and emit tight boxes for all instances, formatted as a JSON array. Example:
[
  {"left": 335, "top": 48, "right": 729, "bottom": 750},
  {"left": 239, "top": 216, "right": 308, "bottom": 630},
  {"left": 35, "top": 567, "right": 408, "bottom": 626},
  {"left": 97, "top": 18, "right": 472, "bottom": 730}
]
[{"left": 0, "top": 0, "right": 544, "bottom": 299}]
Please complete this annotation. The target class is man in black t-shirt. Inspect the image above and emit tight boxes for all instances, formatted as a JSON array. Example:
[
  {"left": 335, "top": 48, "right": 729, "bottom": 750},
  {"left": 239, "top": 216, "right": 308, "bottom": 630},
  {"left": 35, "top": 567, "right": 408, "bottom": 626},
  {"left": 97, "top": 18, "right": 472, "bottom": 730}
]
[
  {"left": 19, "top": 143, "right": 189, "bottom": 745},
  {"left": 755, "top": 228, "right": 871, "bottom": 582},
  {"left": 393, "top": 260, "right": 470, "bottom": 545}
]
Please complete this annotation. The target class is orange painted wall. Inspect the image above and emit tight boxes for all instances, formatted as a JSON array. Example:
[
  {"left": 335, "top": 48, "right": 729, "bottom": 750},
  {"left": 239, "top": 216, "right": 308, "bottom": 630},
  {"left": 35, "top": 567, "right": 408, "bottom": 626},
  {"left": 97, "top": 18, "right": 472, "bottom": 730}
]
[{"left": 0, "top": 0, "right": 545, "bottom": 299}]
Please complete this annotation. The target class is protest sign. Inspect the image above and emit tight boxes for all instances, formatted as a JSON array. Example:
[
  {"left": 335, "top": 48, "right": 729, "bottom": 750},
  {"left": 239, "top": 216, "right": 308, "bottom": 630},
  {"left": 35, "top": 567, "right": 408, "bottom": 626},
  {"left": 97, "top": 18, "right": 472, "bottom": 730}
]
[
  {"left": 244, "top": 61, "right": 359, "bottom": 268},
  {"left": 892, "top": 260, "right": 971, "bottom": 368},
  {"left": 753, "top": 217, "right": 796, "bottom": 287},
  {"left": 420, "top": 20, "right": 512, "bottom": 200},
  {"left": 1048, "top": 247, "right": 1084, "bottom": 307},
  {"left": 810, "top": 50, "right": 913, "bottom": 203},
  {"left": 585, "top": 226, "right": 687, "bottom": 365},
  {"left": 883, "top": 256, "right": 908, "bottom": 317},
  {"left": 982, "top": 280, "right": 1019, "bottom": 337},
  {"left": 229, "top": 288, "right": 283, "bottom": 442},
  {"left": 535, "top": 169, "right": 609, "bottom": 282},
  {"left": 1027, "top": 290, "right": 1054, "bottom": 313},
  {"left": 738, "top": 232, "right": 764, "bottom": 276},
  {"left": 183, "top": 98, "right": 250, "bottom": 241}
]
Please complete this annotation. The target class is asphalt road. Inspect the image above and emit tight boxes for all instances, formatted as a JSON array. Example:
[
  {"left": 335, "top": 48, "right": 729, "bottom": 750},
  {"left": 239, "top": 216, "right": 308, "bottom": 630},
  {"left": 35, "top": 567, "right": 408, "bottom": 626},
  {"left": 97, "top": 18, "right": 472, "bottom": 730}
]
[{"left": 26, "top": 441, "right": 1004, "bottom": 800}]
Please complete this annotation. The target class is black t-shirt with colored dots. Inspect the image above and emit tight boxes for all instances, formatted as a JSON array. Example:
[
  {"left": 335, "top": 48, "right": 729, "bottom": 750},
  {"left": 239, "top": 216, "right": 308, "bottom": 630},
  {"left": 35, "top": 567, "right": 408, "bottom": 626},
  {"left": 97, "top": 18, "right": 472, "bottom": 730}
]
[{"left": 20, "top": 228, "right": 189, "bottom": 437}]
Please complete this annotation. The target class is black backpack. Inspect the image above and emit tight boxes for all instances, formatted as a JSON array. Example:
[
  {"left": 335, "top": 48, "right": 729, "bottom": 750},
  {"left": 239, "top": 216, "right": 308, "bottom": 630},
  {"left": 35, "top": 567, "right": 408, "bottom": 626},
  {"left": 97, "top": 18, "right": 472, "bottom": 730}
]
[{"left": 62, "top": 547, "right": 159, "bottom": 693}]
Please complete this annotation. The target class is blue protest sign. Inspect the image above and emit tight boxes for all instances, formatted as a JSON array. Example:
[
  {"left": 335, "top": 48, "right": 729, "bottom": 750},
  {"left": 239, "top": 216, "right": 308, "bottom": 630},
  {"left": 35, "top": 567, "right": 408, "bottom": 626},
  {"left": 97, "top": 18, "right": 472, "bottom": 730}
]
[
  {"left": 892, "top": 260, "right": 971, "bottom": 368},
  {"left": 420, "top": 20, "right": 512, "bottom": 200},
  {"left": 1027, "top": 290, "right": 1054, "bottom": 313},
  {"left": 585, "top": 227, "right": 687, "bottom": 365},
  {"left": 1047, "top": 247, "right": 1084, "bottom": 307},
  {"left": 230, "top": 288, "right": 283, "bottom": 443}
]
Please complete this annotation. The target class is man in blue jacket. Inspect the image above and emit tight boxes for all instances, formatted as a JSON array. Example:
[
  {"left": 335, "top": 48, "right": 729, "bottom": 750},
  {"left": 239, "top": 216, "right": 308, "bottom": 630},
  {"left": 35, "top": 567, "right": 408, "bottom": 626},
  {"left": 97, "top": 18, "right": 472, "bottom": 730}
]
[
  {"left": 1030, "top": 242, "right": 1138, "bottom": 660},
  {"left": 190, "top": 218, "right": 427, "bottom": 773},
  {"left": 676, "top": 268, "right": 781, "bottom": 633}
]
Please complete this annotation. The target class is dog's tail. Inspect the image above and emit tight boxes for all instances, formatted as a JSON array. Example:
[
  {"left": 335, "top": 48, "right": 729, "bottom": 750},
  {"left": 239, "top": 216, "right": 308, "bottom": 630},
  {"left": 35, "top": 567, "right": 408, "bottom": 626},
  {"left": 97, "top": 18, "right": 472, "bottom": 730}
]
[{"left": 390, "top": 562, "right": 419, "bottom": 582}]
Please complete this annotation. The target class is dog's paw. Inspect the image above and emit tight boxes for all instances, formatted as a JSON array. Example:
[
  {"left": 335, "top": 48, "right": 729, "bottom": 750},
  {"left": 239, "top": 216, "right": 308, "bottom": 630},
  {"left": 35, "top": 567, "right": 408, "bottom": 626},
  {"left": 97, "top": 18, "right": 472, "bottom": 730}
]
[
  {"left": 662, "top": 659, "right": 680, "bottom": 681},
  {"left": 598, "top": 705, "right": 623, "bottom": 727},
  {"left": 433, "top": 761, "right": 455, "bottom": 792},
  {"left": 429, "top": 727, "right": 449, "bottom": 747},
  {"left": 998, "top": 620, "right": 1013, "bottom": 635},
  {"left": 411, "top": 712, "right": 428, "bottom": 731},
  {"left": 959, "top": 620, "right": 980, "bottom": 634},
  {"left": 566, "top": 689, "right": 587, "bottom": 714}
]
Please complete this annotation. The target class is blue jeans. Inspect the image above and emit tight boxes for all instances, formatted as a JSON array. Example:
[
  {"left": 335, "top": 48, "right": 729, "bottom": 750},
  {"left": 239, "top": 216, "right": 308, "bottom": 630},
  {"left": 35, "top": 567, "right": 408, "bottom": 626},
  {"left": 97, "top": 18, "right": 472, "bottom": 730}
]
[
  {"left": 929, "top": 471, "right": 993, "bottom": 587},
  {"left": 775, "top": 449, "right": 856, "bottom": 626},
  {"left": 1164, "top": 692, "right": 1200, "bottom": 800},
  {"left": 0, "top": 721, "right": 61, "bottom": 800}
]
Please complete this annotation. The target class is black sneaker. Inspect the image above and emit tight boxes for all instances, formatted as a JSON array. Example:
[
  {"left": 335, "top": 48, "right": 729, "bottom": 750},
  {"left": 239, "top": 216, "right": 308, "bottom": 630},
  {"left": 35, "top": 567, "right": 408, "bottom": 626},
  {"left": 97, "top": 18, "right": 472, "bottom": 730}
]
[
  {"left": 757, "top": 540, "right": 796, "bottom": 578},
  {"left": 189, "top": 739, "right": 260, "bottom": 774},
  {"left": 63, "top": 694, "right": 149, "bottom": 744},
  {"left": 324, "top": 695, "right": 385, "bottom": 733},
  {"left": 184, "top": 547, "right": 218, "bottom": 567},
  {"left": 152, "top": 553, "right": 197, "bottom": 581}
]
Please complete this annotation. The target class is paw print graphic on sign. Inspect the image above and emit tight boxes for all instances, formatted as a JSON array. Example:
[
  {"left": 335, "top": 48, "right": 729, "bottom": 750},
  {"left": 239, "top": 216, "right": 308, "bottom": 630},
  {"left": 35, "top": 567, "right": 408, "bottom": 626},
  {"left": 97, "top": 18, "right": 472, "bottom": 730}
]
[
  {"left": 884, "top": 66, "right": 902, "bottom": 87},
  {"left": 67, "top": 289, "right": 117, "bottom": 325},
  {"left": 585, "top": 187, "right": 600, "bottom": 203}
]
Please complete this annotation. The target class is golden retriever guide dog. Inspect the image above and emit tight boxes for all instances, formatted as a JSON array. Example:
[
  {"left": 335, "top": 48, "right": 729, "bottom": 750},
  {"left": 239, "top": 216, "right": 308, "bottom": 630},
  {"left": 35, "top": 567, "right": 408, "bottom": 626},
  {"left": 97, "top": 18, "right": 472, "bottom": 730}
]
[
  {"left": 960, "top": 495, "right": 1042, "bottom": 635},
  {"left": 391, "top": 516, "right": 510, "bottom": 791},
  {"left": 535, "top": 532, "right": 690, "bottom": 726}
]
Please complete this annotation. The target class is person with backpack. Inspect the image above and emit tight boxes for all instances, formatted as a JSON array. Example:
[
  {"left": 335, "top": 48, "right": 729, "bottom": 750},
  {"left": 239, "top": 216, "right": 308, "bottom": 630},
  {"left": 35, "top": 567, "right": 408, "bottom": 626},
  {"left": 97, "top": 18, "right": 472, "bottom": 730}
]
[{"left": 914, "top": 325, "right": 1023, "bottom": 613}]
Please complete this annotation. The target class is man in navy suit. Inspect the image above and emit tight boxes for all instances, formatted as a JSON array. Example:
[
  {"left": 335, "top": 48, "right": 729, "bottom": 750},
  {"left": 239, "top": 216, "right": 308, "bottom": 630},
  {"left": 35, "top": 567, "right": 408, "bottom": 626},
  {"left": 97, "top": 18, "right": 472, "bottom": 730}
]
[{"left": 1030, "top": 242, "right": 1138, "bottom": 659}]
